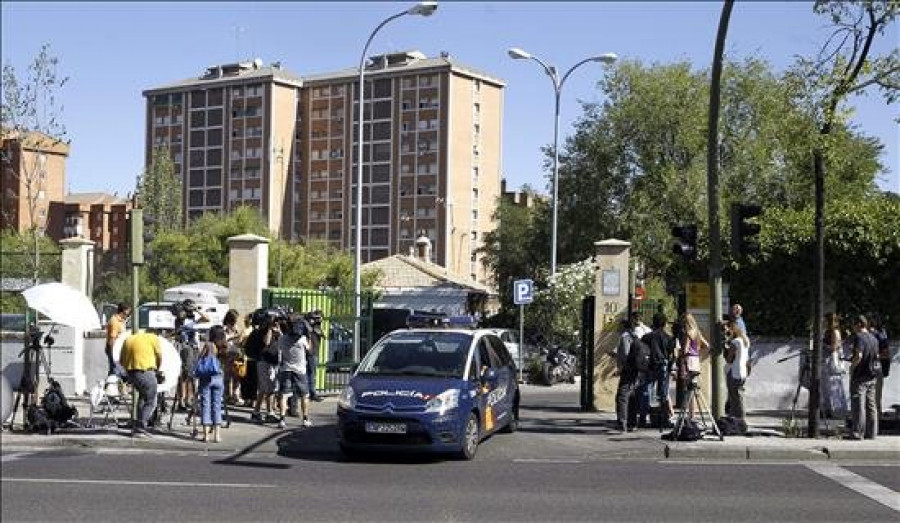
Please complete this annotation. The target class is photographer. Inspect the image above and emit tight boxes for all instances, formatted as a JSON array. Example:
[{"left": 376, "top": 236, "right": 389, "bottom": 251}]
[
  {"left": 305, "top": 310, "right": 325, "bottom": 402},
  {"left": 172, "top": 299, "right": 209, "bottom": 411},
  {"left": 276, "top": 314, "right": 312, "bottom": 429},
  {"left": 105, "top": 303, "right": 131, "bottom": 376},
  {"left": 249, "top": 312, "right": 281, "bottom": 424},
  {"left": 119, "top": 329, "right": 162, "bottom": 437}
]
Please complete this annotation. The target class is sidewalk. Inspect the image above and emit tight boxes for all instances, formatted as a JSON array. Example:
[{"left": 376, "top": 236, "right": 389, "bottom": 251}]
[{"left": 2, "top": 392, "right": 899, "bottom": 462}]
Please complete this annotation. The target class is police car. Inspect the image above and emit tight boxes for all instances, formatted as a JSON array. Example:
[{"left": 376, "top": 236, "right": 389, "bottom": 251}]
[{"left": 337, "top": 328, "right": 520, "bottom": 460}]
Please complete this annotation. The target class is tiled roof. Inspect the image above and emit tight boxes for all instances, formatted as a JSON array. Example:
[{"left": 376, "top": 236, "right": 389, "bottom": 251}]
[
  {"left": 64, "top": 192, "right": 128, "bottom": 206},
  {"left": 363, "top": 255, "right": 495, "bottom": 294}
]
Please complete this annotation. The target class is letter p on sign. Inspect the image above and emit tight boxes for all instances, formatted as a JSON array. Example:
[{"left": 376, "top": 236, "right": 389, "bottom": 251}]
[{"left": 513, "top": 279, "right": 533, "bottom": 305}]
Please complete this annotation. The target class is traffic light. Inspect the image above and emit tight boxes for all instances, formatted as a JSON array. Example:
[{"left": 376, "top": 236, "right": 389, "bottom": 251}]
[
  {"left": 671, "top": 224, "right": 698, "bottom": 260},
  {"left": 129, "top": 208, "right": 144, "bottom": 265},
  {"left": 731, "top": 203, "right": 762, "bottom": 257}
]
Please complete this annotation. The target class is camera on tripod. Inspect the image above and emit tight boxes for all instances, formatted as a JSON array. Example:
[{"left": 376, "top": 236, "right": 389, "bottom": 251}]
[
  {"left": 169, "top": 299, "right": 198, "bottom": 321},
  {"left": 249, "top": 305, "right": 292, "bottom": 328}
]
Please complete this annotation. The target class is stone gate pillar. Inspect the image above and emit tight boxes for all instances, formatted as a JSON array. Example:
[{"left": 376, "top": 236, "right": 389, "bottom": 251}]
[
  {"left": 591, "top": 239, "right": 630, "bottom": 410},
  {"left": 57, "top": 236, "right": 95, "bottom": 394},
  {"left": 227, "top": 234, "right": 269, "bottom": 316}
]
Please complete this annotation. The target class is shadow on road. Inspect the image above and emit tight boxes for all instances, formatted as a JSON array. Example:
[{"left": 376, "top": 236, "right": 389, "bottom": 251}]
[{"left": 272, "top": 424, "right": 452, "bottom": 465}]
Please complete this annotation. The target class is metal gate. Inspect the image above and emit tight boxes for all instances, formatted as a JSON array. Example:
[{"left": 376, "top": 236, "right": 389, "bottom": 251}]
[{"left": 262, "top": 288, "right": 374, "bottom": 394}]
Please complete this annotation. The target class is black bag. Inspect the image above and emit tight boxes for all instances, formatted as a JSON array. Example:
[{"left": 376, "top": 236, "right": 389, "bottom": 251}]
[
  {"left": 41, "top": 379, "right": 77, "bottom": 425},
  {"left": 716, "top": 416, "right": 746, "bottom": 436},
  {"left": 662, "top": 419, "right": 701, "bottom": 441},
  {"left": 26, "top": 405, "right": 55, "bottom": 434},
  {"left": 627, "top": 335, "right": 653, "bottom": 373},
  {"left": 261, "top": 342, "right": 280, "bottom": 365}
]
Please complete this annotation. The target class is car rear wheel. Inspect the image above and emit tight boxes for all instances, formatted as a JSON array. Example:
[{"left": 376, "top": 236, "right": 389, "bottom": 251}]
[{"left": 458, "top": 412, "right": 480, "bottom": 460}]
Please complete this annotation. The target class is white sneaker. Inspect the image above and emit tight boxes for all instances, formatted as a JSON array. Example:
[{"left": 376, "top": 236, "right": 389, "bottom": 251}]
[
  {"left": 302, "top": 418, "right": 312, "bottom": 427},
  {"left": 278, "top": 419, "right": 286, "bottom": 429}
]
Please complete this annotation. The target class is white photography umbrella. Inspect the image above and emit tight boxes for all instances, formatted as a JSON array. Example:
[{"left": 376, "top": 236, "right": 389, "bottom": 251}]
[
  {"left": 112, "top": 333, "right": 181, "bottom": 393},
  {"left": 21, "top": 282, "right": 102, "bottom": 332}
]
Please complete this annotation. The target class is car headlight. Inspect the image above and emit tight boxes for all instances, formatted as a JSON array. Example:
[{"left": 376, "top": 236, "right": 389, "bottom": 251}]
[
  {"left": 338, "top": 386, "right": 356, "bottom": 410},
  {"left": 424, "top": 389, "right": 459, "bottom": 416}
]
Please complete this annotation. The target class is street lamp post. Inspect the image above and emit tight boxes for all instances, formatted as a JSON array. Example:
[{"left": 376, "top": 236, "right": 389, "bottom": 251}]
[
  {"left": 353, "top": 1, "right": 438, "bottom": 362},
  {"left": 508, "top": 48, "right": 616, "bottom": 277}
]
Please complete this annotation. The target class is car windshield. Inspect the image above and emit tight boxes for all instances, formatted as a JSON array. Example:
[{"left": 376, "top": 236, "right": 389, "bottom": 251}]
[{"left": 357, "top": 331, "right": 472, "bottom": 378}]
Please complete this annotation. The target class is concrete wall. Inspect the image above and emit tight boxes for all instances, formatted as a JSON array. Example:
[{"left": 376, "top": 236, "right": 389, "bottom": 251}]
[{"left": 1, "top": 330, "right": 106, "bottom": 397}]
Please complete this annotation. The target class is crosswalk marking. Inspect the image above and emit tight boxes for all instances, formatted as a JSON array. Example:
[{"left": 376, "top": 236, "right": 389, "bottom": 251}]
[
  {"left": 0, "top": 453, "right": 31, "bottom": 463},
  {"left": 805, "top": 463, "right": 900, "bottom": 513}
]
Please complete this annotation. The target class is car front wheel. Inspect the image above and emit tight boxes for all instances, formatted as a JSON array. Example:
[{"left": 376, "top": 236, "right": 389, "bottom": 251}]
[{"left": 458, "top": 412, "right": 480, "bottom": 460}]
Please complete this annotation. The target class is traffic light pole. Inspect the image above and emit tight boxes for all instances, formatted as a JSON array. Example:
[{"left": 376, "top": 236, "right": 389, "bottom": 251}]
[{"left": 705, "top": 0, "right": 733, "bottom": 419}]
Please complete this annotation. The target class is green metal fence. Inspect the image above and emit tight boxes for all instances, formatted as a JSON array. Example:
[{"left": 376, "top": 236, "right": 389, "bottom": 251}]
[{"left": 262, "top": 288, "right": 374, "bottom": 394}]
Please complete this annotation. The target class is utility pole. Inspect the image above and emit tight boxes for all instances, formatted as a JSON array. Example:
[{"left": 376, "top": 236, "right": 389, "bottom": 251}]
[{"left": 706, "top": 0, "right": 734, "bottom": 418}]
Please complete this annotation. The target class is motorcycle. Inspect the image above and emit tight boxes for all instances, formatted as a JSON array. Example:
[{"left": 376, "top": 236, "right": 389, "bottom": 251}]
[{"left": 538, "top": 345, "right": 577, "bottom": 386}]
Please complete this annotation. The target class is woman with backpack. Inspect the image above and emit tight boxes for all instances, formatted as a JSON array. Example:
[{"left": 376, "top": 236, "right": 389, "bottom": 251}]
[{"left": 195, "top": 325, "right": 227, "bottom": 443}]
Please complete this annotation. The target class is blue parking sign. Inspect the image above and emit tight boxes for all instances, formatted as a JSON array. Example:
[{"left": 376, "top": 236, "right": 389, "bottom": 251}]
[{"left": 513, "top": 279, "right": 533, "bottom": 305}]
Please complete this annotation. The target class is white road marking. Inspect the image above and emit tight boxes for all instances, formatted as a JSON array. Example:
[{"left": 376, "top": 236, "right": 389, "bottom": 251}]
[
  {"left": 513, "top": 458, "right": 584, "bottom": 464},
  {"left": 1, "top": 453, "right": 32, "bottom": 463},
  {"left": 805, "top": 463, "right": 900, "bottom": 512},
  {"left": 1, "top": 478, "right": 276, "bottom": 488}
]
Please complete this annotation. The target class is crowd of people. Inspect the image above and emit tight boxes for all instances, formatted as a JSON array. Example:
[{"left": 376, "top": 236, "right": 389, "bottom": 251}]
[
  {"left": 108, "top": 302, "right": 326, "bottom": 441},
  {"left": 613, "top": 303, "right": 891, "bottom": 440}
]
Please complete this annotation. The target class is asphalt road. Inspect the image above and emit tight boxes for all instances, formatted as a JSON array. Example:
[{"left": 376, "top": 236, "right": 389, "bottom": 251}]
[
  {"left": 2, "top": 382, "right": 897, "bottom": 522},
  {"left": 2, "top": 449, "right": 898, "bottom": 522}
]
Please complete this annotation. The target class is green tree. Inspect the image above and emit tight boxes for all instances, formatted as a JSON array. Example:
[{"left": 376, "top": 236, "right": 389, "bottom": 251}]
[
  {"left": 479, "top": 192, "right": 549, "bottom": 315},
  {"left": 0, "top": 230, "right": 59, "bottom": 311},
  {"left": 555, "top": 57, "right": 886, "bottom": 278},
  {"left": 786, "top": 0, "right": 897, "bottom": 436},
  {"left": 1, "top": 43, "right": 68, "bottom": 284},
  {"left": 136, "top": 146, "right": 182, "bottom": 231}
]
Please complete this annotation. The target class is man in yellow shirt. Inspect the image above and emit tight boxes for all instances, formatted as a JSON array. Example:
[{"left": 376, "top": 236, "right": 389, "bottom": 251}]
[
  {"left": 120, "top": 330, "right": 162, "bottom": 435},
  {"left": 105, "top": 303, "right": 131, "bottom": 375}
]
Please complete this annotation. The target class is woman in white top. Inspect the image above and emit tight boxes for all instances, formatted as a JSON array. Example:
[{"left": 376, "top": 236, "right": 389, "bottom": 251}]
[
  {"left": 724, "top": 319, "right": 749, "bottom": 422},
  {"left": 821, "top": 313, "right": 848, "bottom": 419}
]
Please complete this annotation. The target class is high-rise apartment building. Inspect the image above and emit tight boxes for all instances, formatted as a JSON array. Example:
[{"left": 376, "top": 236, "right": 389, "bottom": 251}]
[
  {"left": 1, "top": 129, "right": 69, "bottom": 234},
  {"left": 143, "top": 51, "right": 504, "bottom": 284},
  {"left": 142, "top": 59, "right": 302, "bottom": 236}
]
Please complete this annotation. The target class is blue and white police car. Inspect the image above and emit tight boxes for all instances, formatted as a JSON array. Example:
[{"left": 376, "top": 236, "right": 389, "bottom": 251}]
[{"left": 337, "top": 328, "right": 520, "bottom": 460}]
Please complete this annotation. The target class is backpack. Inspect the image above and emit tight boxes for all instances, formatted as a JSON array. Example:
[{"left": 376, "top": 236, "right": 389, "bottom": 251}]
[
  {"left": 662, "top": 419, "right": 701, "bottom": 441},
  {"left": 627, "top": 334, "right": 652, "bottom": 373},
  {"left": 26, "top": 405, "right": 55, "bottom": 434},
  {"left": 192, "top": 354, "right": 222, "bottom": 378},
  {"left": 41, "top": 379, "right": 77, "bottom": 425}
]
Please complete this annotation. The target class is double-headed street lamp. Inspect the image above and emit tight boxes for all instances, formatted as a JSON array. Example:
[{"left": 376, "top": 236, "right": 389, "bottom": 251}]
[
  {"left": 353, "top": 1, "right": 438, "bottom": 362},
  {"left": 508, "top": 48, "right": 617, "bottom": 277}
]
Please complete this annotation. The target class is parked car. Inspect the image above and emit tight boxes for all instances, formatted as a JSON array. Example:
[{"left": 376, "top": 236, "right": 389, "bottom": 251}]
[
  {"left": 485, "top": 328, "right": 537, "bottom": 367},
  {"left": 337, "top": 328, "right": 520, "bottom": 460}
]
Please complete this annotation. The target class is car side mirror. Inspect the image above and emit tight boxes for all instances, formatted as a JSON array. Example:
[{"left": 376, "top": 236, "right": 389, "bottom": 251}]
[{"left": 481, "top": 367, "right": 498, "bottom": 385}]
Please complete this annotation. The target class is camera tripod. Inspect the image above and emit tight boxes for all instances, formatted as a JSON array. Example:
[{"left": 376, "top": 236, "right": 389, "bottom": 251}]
[
  {"left": 5, "top": 330, "right": 53, "bottom": 431},
  {"left": 672, "top": 375, "right": 723, "bottom": 441},
  {"left": 778, "top": 350, "right": 833, "bottom": 433}
]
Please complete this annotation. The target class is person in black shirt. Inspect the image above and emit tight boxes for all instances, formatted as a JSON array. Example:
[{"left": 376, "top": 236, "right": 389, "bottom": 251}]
[
  {"left": 849, "top": 315, "right": 880, "bottom": 440},
  {"left": 643, "top": 313, "right": 676, "bottom": 428}
]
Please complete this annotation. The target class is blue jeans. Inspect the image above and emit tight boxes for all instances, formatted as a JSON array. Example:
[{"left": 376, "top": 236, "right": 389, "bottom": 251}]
[
  {"left": 128, "top": 370, "right": 157, "bottom": 429},
  {"left": 656, "top": 362, "right": 670, "bottom": 404},
  {"left": 306, "top": 352, "right": 318, "bottom": 398},
  {"left": 635, "top": 379, "right": 651, "bottom": 423},
  {"left": 199, "top": 374, "right": 224, "bottom": 426}
]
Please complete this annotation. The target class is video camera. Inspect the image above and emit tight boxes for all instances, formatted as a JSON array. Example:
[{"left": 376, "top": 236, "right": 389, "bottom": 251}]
[
  {"left": 169, "top": 299, "right": 198, "bottom": 321},
  {"left": 250, "top": 305, "right": 292, "bottom": 328}
]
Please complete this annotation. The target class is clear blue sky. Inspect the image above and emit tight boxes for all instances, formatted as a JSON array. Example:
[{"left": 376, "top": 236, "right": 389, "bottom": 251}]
[{"left": 2, "top": 1, "right": 897, "bottom": 197}]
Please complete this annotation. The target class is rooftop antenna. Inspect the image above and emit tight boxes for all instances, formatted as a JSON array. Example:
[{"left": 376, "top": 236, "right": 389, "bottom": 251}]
[{"left": 233, "top": 25, "right": 245, "bottom": 61}]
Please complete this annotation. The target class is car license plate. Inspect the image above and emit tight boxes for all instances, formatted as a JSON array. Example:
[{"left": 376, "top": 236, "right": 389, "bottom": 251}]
[{"left": 365, "top": 422, "right": 407, "bottom": 434}]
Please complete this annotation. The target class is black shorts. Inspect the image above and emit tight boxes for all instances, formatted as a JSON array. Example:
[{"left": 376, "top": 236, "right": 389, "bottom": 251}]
[{"left": 277, "top": 371, "right": 309, "bottom": 398}]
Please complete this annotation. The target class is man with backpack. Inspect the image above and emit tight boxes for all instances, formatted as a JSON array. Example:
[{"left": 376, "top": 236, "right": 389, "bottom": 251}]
[
  {"left": 643, "top": 313, "right": 675, "bottom": 429},
  {"left": 614, "top": 314, "right": 652, "bottom": 432},
  {"left": 849, "top": 315, "right": 880, "bottom": 440}
]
